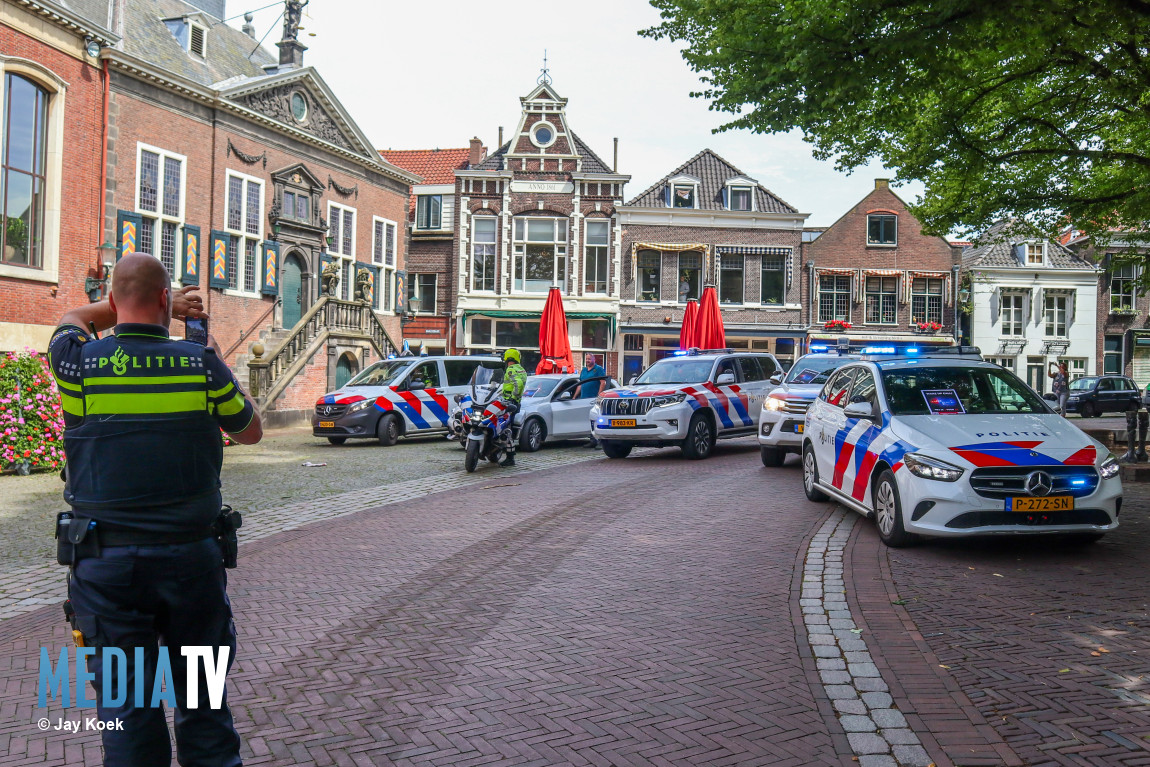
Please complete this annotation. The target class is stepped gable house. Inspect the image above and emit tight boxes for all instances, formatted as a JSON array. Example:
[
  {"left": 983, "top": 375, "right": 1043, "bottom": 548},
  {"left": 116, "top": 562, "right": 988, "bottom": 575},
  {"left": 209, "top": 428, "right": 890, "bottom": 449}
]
[
  {"left": 100, "top": 0, "right": 418, "bottom": 418},
  {"left": 804, "top": 179, "right": 958, "bottom": 353},
  {"left": 618, "top": 149, "right": 808, "bottom": 382},
  {"left": 0, "top": 0, "right": 116, "bottom": 352}
]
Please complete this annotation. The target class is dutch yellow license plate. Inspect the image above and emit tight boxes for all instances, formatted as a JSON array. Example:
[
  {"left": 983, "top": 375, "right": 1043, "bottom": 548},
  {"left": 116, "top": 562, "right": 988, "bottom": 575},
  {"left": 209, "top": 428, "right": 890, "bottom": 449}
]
[
  {"left": 611, "top": 419, "right": 637, "bottom": 428},
  {"left": 1008, "top": 496, "right": 1073, "bottom": 512},
  {"left": 318, "top": 421, "right": 335, "bottom": 428}
]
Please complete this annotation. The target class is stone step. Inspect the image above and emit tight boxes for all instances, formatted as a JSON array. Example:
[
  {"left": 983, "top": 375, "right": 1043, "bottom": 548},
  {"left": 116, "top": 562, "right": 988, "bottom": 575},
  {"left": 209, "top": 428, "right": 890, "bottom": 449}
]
[{"left": 1120, "top": 464, "right": 1150, "bottom": 483}]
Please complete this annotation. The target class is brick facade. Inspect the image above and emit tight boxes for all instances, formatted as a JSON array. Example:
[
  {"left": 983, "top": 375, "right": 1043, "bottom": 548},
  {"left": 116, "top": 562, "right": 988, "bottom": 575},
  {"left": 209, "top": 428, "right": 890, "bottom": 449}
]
[
  {"left": 0, "top": 6, "right": 110, "bottom": 351},
  {"left": 805, "top": 179, "right": 958, "bottom": 351}
]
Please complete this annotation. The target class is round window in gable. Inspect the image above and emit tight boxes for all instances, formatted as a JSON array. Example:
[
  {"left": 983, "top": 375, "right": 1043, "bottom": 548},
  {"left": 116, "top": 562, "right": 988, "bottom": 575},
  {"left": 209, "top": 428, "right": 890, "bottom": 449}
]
[
  {"left": 531, "top": 121, "right": 555, "bottom": 148},
  {"left": 291, "top": 92, "right": 308, "bottom": 122}
]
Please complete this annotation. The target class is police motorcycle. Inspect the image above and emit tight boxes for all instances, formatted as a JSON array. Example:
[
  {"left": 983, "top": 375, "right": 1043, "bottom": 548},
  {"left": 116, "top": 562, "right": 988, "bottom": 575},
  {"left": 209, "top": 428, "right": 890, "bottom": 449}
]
[{"left": 460, "top": 371, "right": 515, "bottom": 472}]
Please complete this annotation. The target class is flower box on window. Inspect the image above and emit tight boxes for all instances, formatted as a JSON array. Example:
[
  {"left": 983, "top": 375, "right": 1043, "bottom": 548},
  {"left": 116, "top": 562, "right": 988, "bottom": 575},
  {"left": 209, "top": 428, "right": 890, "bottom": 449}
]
[
  {"left": 1110, "top": 306, "right": 1137, "bottom": 317},
  {"left": 823, "top": 319, "right": 851, "bottom": 331},
  {"left": 914, "top": 321, "right": 943, "bottom": 333}
]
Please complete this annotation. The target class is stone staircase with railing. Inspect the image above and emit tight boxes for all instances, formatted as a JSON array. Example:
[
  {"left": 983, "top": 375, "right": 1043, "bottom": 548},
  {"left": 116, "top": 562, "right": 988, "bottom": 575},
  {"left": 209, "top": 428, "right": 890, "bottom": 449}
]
[{"left": 243, "top": 296, "right": 397, "bottom": 423}]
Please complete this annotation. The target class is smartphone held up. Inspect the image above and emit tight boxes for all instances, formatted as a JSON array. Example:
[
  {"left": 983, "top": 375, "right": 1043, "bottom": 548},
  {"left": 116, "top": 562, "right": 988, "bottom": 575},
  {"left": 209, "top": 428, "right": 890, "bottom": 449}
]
[{"left": 185, "top": 316, "right": 209, "bottom": 345}]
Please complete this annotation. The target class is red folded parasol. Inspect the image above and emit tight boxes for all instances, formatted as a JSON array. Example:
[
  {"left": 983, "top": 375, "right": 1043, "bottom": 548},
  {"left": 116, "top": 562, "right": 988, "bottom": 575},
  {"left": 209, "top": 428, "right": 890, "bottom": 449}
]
[
  {"left": 680, "top": 299, "right": 699, "bottom": 349},
  {"left": 695, "top": 285, "right": 726, "bottom": 350},
  {"left": 536, "top": 286, "right": 575, "bottom": 374}
]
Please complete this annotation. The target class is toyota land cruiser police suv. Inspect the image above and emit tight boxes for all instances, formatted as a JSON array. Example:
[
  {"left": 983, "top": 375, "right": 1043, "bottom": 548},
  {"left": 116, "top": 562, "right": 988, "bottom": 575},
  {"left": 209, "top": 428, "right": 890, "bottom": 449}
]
[{"left": 589, "top": 350, "right": 780, "bottom": 459}]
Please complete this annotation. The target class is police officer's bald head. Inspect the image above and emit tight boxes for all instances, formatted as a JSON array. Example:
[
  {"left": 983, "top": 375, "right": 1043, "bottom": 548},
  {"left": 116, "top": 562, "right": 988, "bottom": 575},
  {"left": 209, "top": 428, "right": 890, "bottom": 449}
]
[{"left": 109, "top": 253, "right": 172, "bottom": 327}]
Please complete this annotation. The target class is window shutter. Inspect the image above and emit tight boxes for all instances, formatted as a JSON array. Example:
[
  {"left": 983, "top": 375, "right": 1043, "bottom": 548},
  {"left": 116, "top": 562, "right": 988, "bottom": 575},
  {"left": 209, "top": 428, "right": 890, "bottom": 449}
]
[
  {"left": 1013, "top": 243, "right": 1026, "bottom": 263},
  {"left": 395, "top": 270, "right": 407, "bottom": 314},
  {"left": 209, "top": 230, "right": 229, "bottom": 288},
  {"left": 189, "top": 24, "right": 206, "bottom": 56},
  {"left": 721, "top": 187, "right": 728, "bottom": 210},
  {"left": 261, "top": 240, "right": 280, "bottom": 296},
  {"left": 115, "top": 210, "right": 142, "bottom": 261},
  {"left": 181, "top": 225, "right": 201, "bottom": 285}
]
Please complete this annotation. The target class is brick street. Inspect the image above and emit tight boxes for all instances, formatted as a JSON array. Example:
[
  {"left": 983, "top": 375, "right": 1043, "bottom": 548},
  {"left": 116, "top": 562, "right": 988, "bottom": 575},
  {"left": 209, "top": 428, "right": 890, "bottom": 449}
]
[{"left": 1, "top": 440, "right": 1149, "bottom": 765}]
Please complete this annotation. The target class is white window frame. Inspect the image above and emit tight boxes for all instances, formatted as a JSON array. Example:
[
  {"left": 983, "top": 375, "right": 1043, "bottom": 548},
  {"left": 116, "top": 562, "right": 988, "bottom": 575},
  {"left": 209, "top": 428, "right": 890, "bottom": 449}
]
[
  {"left": 864, "top": 275, "right": 898, "bottom": 324},
  {"left": 987, "top": 356, "right": 1016, "bottom": 372},
  {"left": 910, "top": 277, "right": 944, "bottom": 324},
  {"left": 1000, "top": 291, "right": 1026, "bottom": 336},
  {"left": 1027, "top": 243, "right": 1045, "bottom": 265},
  {"left": 188, "top": 21, "right": 207, "bottom": 58},
  {"left": 415, "top": 194, "right": 442, "bottom": 230},
  {"left": 408, "top": 272, "right": 437, "bottom": 314},
  {"left": 135, "top": 143, "right": 187, "bottom": 283},
  {"left": 0, "top": 61, "right": 65, "bottom": 284},
  {"left": 866, "top": 214, "right": 898, "bottom": 246},
  {"left": 583, "top": 219, "right": 609, "bottom": 295},
  {"left": 1109, "top": 260, "right": 1138, "bottom": 312},
  {"left": 328, "top": 201, "right": 357, "bottom": 301},
  {"left": 724, "top": 177, "right": 757, "bottom": 212},
  {"left": 718, "top": 253, "right": 745, "bottom": 306},
  {"left": 512, "top": 216, "right": 568, "bottom": 294},
  {"left": 372, "top": 215, "right": 397, "bottom": 313},
  {"left": 670, "top": 182, "right": 699, "bottom": 209},
  {"left": 1067, "top": 358, "right": 1087, "bottom": 380},
  {"left": 817, "top": 275, "right": 852, "bottom": 322},
  {"left": 223, "top": 169, "right": 263, "bottom": 297},
  {"left": 1044, "top": 293, "right": 1069, "bottom": 337},
  {"left": 471, "top": 215, "right": 498, "bottom": 293}
]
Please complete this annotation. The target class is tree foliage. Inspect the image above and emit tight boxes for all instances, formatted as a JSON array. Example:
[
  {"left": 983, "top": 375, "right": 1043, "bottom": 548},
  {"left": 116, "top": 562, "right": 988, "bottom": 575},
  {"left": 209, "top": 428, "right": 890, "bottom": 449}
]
[{"left": 642, "top": 0, "right": 1150, "bottom": 239}]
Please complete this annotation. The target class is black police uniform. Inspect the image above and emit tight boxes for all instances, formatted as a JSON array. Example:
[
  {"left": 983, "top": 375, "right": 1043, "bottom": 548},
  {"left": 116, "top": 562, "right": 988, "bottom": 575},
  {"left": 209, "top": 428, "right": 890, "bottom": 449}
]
[{"left": 49, "top": 322, "right": 255, "bottom": 767}]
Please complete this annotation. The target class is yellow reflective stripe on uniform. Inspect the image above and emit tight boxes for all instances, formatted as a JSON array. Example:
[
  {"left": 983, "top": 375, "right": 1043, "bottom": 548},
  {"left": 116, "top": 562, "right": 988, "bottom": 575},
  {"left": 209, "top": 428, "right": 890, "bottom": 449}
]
[
  {"left": 84, "top": 375, "right": 207, "bottom": 387},
  {"left": 215, "top": 394, "right": 246, "bottom": 417},
  {"left": 84, "top": 391, "right": 208, "bottom": 415},
  {"left": 209, "top": 382, "right": 235, "bottom": 399},
  {"left": 54, "top": 377, "right": 81, "bottom": 393},
  {"left": 59, "top": 392, "right": 83, "bottom": 416}
]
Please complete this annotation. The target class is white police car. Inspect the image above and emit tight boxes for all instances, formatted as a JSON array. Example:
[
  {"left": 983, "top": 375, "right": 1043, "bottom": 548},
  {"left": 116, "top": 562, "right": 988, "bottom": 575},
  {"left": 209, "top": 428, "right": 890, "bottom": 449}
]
[
  {"left": 590, "top": 349, "right": 780, "bottom": 459},
  {"left": 800, "top": 349, "right": 1122, "bottom": 547},
  {"left": 759, "top": 351, "right": 863, "bottom": 466}
]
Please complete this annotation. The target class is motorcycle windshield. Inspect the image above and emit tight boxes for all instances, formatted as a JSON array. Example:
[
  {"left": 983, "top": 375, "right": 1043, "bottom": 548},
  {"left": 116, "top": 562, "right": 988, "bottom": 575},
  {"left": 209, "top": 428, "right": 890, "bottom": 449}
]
[{"left": 471, "top": 365, "right": 505, "bottom": 406}]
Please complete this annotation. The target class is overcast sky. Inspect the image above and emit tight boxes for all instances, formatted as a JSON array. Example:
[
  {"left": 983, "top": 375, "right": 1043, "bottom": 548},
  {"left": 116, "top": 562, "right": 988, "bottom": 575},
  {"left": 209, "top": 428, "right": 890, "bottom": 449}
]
[{"left": 231, "top": 0, "right": 923, "bottom": 228}]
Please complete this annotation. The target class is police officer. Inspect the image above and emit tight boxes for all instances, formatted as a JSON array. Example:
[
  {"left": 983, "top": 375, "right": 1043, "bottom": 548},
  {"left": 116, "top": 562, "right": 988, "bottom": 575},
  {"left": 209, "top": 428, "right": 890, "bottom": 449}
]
[
  {"left": 49, "top": 253, "right": 262, "bottom": 767},
  {"left": 499, "top": 348, "right": 527, "bottom": 466}
]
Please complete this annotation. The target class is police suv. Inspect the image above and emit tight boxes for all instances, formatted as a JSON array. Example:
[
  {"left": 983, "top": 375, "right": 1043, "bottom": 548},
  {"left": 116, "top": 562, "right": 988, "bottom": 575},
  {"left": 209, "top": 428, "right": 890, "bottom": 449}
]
[
  {"left": 589, "top": 349, "right": 780, "bottom": 459},
  {"left": 758, "top": 351, "right": 863, "bottom": 467},
  {"left": 313, "top": 355, "right": 503, "bottom": 446},
  {"left": 800, "top": 348, "right": 1121, "bottom": 547}
]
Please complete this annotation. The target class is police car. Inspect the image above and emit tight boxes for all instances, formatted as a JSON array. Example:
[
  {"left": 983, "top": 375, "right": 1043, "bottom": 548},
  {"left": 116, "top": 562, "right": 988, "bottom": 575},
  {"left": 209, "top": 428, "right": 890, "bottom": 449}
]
[
  {"left": 589, "top": 349, "right": 780, "bottom": 459},
  {"left": 313, "top": 355, "right": 504, "bottom": 445},
  {"left": 800, "top": 348, "right": 1122, "bottom": 547},
  {"left": 759, "top": 350, "right": 863, "bottom": 466}
]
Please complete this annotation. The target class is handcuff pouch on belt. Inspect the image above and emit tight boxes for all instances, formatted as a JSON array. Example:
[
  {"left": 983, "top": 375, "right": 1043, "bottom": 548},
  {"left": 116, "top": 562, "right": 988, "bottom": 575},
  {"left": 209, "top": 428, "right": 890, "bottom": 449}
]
[
  {"left": 55, "top": 512, "right": 99, "bottom": 566},
  {"left": 214, "top": 505, "right": 242, "bottom": 569}
]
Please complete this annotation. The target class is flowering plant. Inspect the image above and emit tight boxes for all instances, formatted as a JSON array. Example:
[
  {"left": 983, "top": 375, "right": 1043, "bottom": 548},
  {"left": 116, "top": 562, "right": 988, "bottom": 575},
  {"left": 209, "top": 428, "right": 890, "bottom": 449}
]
[
  {"left": 915, "top": 321, "right": 943, "bottom": 332},
  {"left": 823, "top": 319, "right": 851, "bottom": 331},
  {"left": 0, "top": 348, "right": 65, "bottom": 473}
]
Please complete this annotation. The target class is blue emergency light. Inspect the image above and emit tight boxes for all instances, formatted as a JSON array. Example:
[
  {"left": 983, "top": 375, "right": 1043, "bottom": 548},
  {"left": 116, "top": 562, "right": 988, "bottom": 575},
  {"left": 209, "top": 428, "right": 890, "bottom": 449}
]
[
  {"left": 810, "top": 343, "right": 830, "bottom": 353},
  {"left": 863, "top": 346, "right": 897, "bottom": 354}
]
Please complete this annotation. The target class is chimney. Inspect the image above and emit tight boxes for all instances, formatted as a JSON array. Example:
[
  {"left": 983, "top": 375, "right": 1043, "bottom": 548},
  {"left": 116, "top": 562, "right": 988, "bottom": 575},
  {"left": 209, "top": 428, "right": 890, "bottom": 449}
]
[
  {"left": 469, "top": 137, "right": 486, "bottom": 168},
  {"left": 613, "top": 138, "right": 618, "bottom": 173},
  {"left": 498, "top": 126, "right": 504, "bottom": 147},
  {"left": 875, "top": 178, "right": 890, "bottom": 190}
]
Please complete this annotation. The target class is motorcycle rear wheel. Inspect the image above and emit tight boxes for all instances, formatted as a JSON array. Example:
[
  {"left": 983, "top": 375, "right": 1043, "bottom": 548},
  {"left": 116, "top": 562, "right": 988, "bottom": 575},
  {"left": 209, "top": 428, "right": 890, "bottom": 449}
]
[{"left": 464, "top": 439, "right": 481, "bottom": 473}]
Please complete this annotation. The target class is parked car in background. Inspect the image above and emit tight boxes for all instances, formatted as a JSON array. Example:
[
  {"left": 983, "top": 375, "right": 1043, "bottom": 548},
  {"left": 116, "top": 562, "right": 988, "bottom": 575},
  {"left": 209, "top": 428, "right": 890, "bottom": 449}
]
[
  {"left": 758, "top": 352, "right": 863, "bottom": 466},
  {"left": 1063, "top": 375, "right": 1141, "bottom": 417},
  {"left": 514, "top": 374, "right": 618, "bottom": 452}
]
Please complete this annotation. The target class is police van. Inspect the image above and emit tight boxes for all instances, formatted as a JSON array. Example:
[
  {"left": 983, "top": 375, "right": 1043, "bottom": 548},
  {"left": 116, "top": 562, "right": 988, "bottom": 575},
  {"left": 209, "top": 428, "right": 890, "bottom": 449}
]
[
  {"left": 313, "top": 355, "right": 504, "bottom": 446},
  {"left": 800, "top": 347, "right": 1121, "bottom": 547},
  {"left": 589, "top": 349, "right": 780, "bottom": 459}
]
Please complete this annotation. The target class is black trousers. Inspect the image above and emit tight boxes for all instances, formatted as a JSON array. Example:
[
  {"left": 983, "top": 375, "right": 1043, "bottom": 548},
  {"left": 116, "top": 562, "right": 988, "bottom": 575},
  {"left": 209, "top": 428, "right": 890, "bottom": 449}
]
[{"left": 68, "top": 538, "right": 241, "bottom": 767}]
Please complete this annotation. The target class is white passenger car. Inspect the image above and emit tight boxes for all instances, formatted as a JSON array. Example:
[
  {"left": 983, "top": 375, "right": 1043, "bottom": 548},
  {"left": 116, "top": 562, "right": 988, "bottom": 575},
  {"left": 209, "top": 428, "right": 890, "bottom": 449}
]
[
  {"left": 590, "top": 350, "right": 780, "bottom": 459},
  {"left": 514, "top": 373, "right": 617, "bottom": 451},
  {"left": 801, "top": 351, "right": 1122, "bottom": 547},
  {"left": 758, "top": 352, "right": 862, "bottom": 466}
]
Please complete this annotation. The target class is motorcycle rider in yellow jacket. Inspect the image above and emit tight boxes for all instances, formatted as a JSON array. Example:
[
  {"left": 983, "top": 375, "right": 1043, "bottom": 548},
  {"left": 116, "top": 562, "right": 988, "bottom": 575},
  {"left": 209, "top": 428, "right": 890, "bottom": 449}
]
[{"left": 500, "top": 348, "right": 528, "bottom": 465}]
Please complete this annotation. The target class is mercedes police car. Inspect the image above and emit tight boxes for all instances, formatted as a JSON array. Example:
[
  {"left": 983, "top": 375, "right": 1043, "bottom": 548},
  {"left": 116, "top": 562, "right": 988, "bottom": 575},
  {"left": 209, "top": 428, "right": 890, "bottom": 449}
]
[
  {"left": 800, "top": 348, "right": 1122, "bottom": 547},
  {"left": 759, "top": 349, "right": 863, "bottom": 466},
  {"left": 589, "top": 349, "right": 780, "bottom": 459}
]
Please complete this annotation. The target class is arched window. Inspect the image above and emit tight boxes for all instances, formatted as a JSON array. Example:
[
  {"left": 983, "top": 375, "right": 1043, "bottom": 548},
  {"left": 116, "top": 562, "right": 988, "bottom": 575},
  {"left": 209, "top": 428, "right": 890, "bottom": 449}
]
[{"left": 2, "top": 74, "right": 48, "bottom": 267}]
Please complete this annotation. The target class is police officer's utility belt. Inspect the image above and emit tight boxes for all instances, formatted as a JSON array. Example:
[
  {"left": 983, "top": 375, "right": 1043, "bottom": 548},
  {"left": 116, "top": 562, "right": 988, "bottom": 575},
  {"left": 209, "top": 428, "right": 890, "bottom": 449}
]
[{"left": 55, "top": 512, "right": 214, "bottom": 565}]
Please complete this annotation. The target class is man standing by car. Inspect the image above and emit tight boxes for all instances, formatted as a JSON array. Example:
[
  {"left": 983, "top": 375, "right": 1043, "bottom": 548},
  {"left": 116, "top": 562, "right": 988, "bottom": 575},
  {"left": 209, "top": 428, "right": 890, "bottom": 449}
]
[
  {"left": 49, "top": 253, "right": 262, "bottom": 767},
  {"left": 579, "top": 353, "right": 607, "bottom": 448}
]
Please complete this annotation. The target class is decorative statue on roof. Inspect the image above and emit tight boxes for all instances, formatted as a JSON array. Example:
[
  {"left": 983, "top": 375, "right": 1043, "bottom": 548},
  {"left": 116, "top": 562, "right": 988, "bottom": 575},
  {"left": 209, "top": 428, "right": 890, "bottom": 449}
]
[
  {"left": 321, "top": 260, "right": 339, "bottom": 296},
  {"left": 282, "top": 0, "right": 308, "bottom": 42}
]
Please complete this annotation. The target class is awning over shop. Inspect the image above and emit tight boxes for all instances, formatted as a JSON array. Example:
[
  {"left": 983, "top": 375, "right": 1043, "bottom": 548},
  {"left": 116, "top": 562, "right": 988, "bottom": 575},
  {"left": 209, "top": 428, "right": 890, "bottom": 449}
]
[
  {"left": 717, "top": 245, "right": 794, "bottom": 287},
  {"left": 462, "top": 309, "right": 617, "bottom": 336}
]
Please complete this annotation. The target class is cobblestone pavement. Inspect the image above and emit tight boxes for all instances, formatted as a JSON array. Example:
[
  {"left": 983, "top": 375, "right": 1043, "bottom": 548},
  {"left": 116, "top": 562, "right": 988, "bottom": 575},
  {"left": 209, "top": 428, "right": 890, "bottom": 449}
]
[
  {"left": 0, "top": 428, "right": 602, "bottom": 621},
  {"left": 2, "top": 442, "right": 1149, "bottom": 766}
]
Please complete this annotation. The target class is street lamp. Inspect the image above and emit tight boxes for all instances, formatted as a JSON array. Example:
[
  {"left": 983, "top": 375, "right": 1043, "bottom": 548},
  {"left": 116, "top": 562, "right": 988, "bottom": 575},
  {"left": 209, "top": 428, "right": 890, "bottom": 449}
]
[{"left": 85, "top": 242, "right": 117, "bottom": 302}]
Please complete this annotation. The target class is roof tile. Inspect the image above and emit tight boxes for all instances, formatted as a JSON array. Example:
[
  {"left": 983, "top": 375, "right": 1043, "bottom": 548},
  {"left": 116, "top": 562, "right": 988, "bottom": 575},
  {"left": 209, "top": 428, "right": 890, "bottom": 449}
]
[
  {"left": 379, "top": 148, "right": 471, "bottom": 185},
  {"left": 626, "top": 149, "right": 797, "bottom": 213}
]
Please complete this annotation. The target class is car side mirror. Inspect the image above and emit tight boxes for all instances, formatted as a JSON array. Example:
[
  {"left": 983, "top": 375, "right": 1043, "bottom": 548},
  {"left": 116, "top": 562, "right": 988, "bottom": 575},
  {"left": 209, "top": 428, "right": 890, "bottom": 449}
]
[
  {"left": 408, "top": 380, "right": 426, "bottom": 391},
  {"left": 716, "top": 372, "right": 736, "bottom": 385},
  {"left": 844, "top": 401, "right": 875, "bottom": 420},
  {"left": 769, "top": 373, "right": 783, "bottom": 385},
  {"left": 453, "top": 394, "right": 463, "bottom": 403},
  {"left": 557, "top": 391, "right": 573, "bottom": 402},
  {"left": 628, "top": 376, "right": 638, "bottom": 385}
]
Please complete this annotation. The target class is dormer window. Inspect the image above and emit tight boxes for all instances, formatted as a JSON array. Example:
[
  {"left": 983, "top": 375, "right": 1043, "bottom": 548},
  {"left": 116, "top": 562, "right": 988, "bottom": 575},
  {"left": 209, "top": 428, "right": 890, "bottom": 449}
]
[
  {"left": 1013, "top": 241, "right": 1046, "bottom": 265},
  {"left": 728, "top": 186, "right": 752, "bottom": 211},
  {"left": 672, "top": 183, "right": 695, "bottom": 208},
  {"left": 867, "top": 214, "right": 897, "bottom": 245},
  {"left": 163, "top": 17, "right": 207, "bottom": 58}
]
